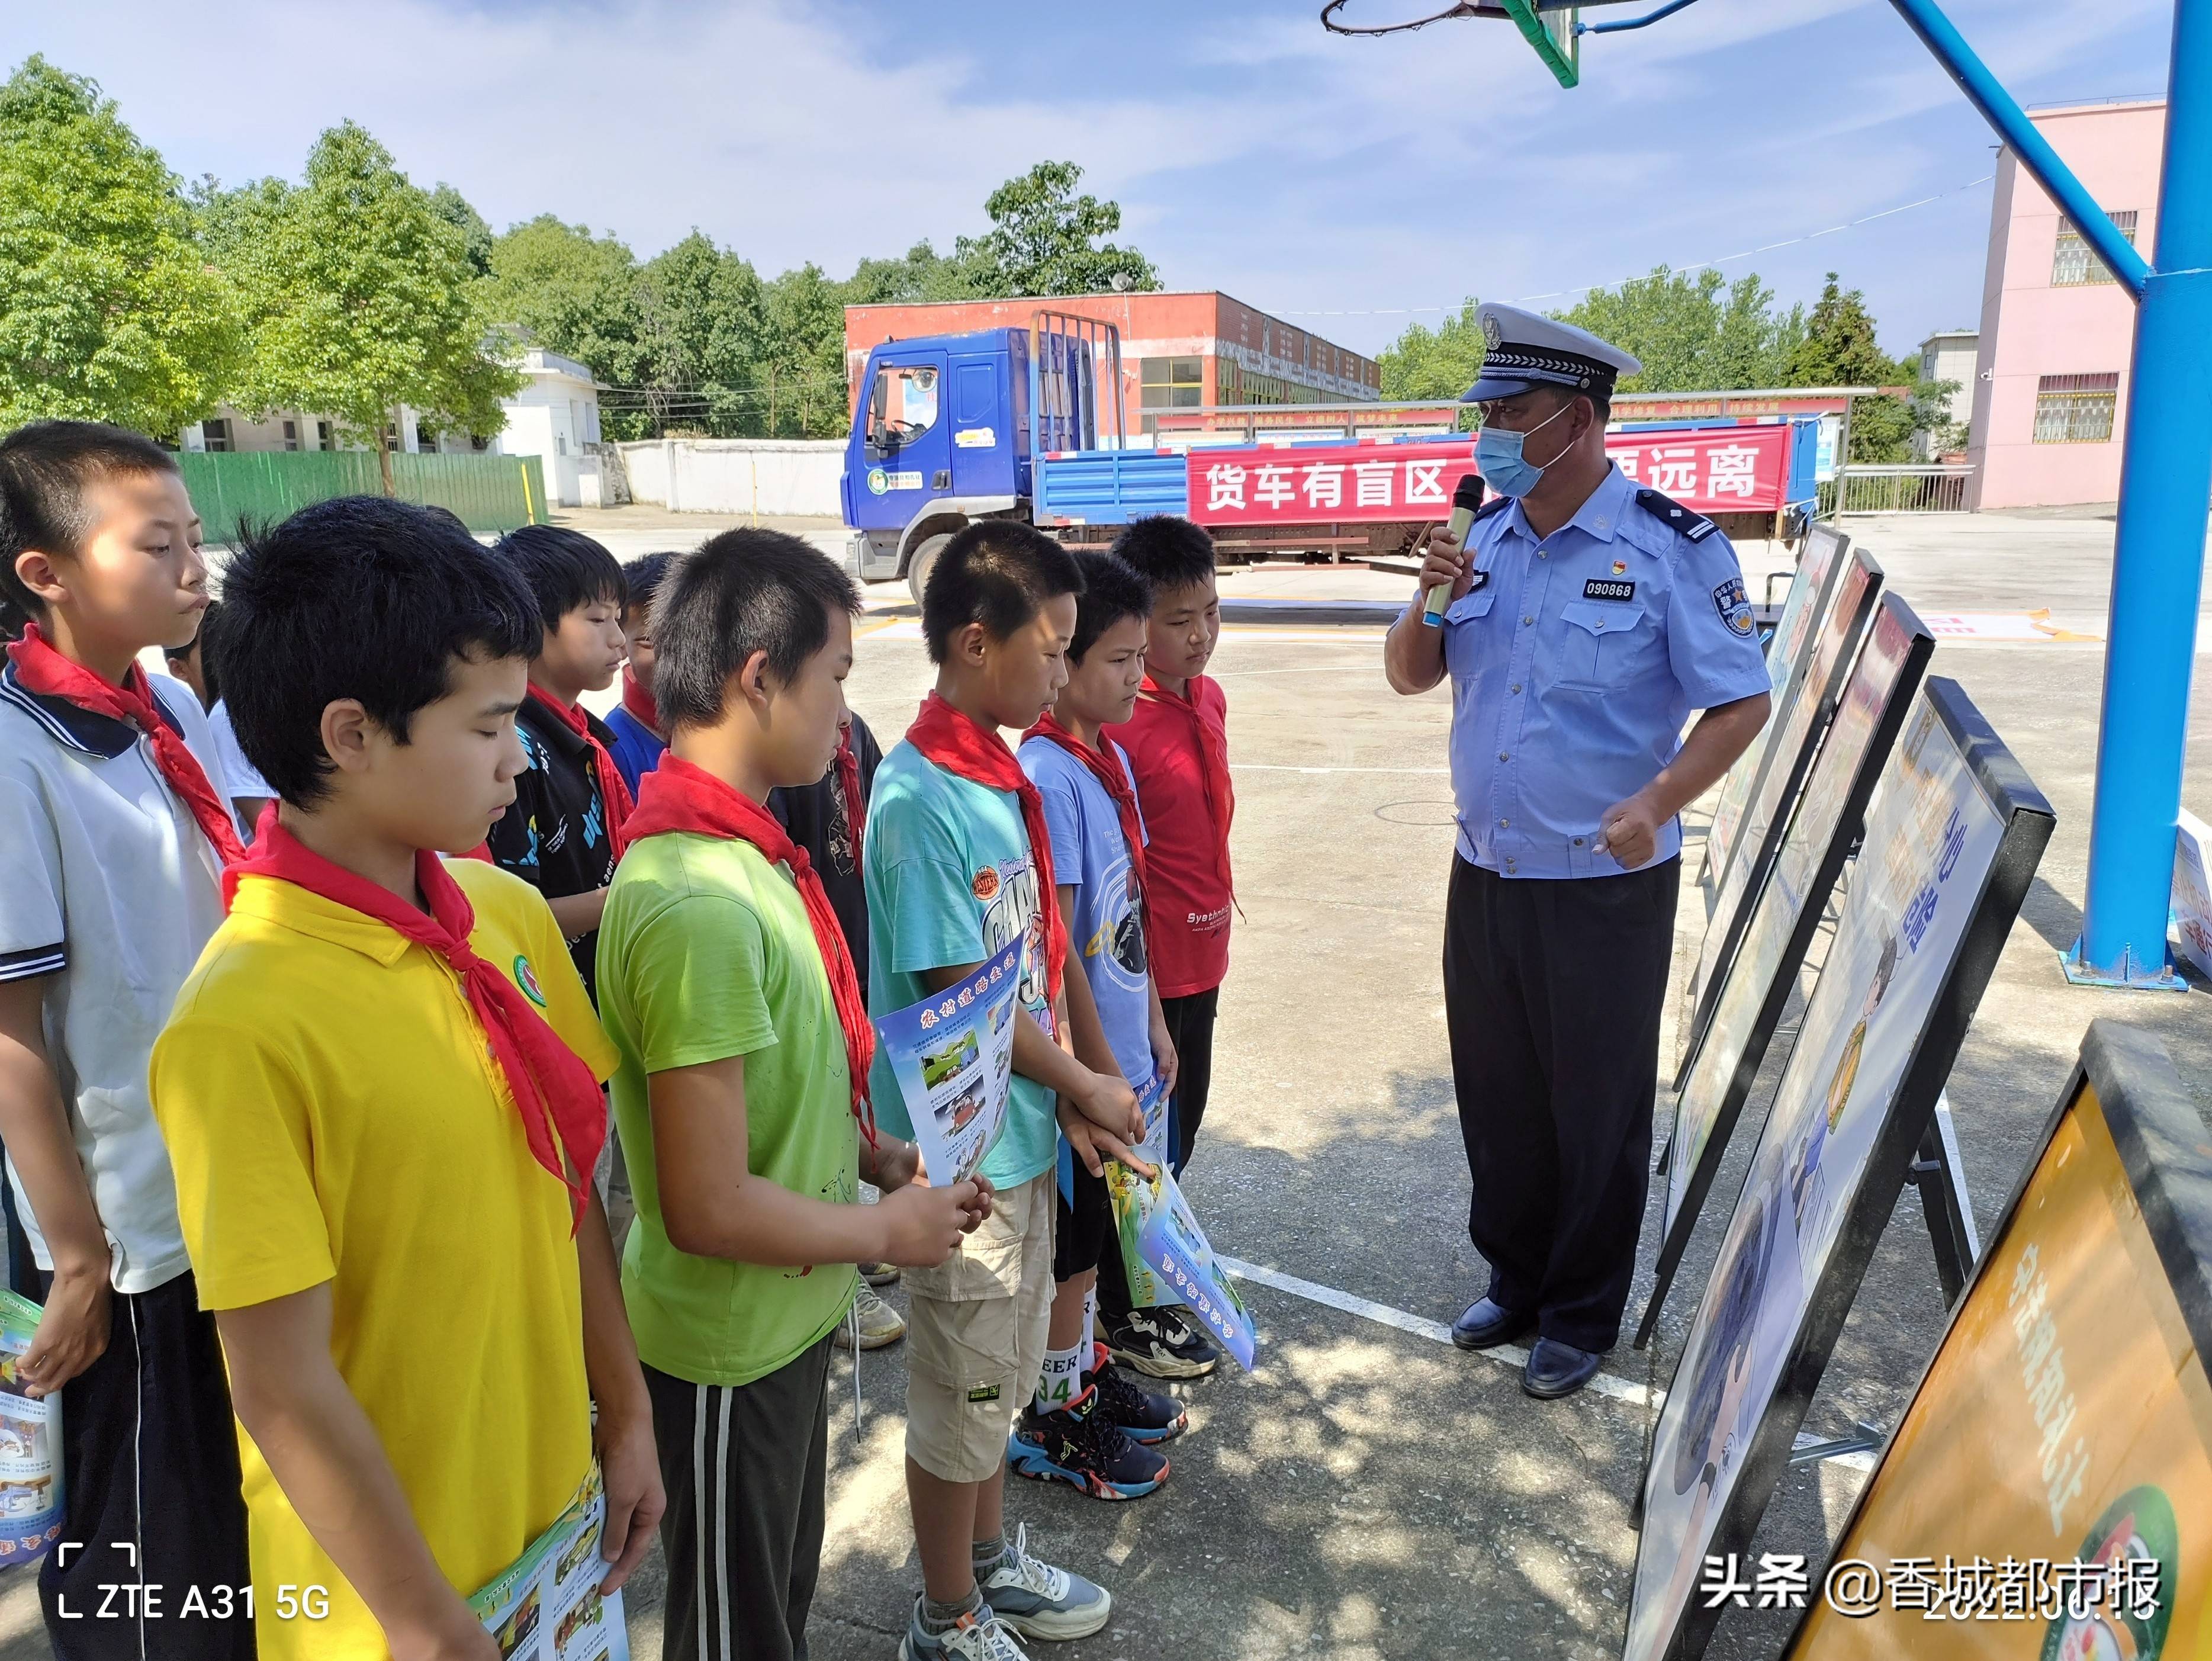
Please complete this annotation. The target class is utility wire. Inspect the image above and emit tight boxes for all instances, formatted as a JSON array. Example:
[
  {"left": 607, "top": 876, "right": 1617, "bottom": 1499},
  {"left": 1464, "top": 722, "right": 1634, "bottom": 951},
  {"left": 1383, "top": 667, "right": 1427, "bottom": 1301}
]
[{"left": 1278, "top": 173, "right": 1997, "bottom": 319}]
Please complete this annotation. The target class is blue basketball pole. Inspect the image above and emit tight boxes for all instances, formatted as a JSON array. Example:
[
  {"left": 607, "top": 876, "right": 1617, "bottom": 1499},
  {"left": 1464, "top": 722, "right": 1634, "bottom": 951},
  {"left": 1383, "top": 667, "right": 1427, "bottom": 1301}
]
[{"left": 1888, "top": 0, "right": 2211, "bottom": 988}]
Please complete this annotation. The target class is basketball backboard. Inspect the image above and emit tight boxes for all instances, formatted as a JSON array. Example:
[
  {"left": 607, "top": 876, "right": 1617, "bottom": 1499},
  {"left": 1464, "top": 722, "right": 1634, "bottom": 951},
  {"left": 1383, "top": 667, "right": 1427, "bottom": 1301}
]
[{"left": 1320, "top": 0, "right": 1669, "bottom": 89}]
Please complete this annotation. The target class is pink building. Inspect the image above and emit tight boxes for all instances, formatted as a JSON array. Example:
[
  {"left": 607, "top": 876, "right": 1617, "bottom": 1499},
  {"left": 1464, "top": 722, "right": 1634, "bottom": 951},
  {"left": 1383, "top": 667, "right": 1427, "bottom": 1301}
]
[{"left": 1968, "top": 98, "right": 2165, "bottom": 510}]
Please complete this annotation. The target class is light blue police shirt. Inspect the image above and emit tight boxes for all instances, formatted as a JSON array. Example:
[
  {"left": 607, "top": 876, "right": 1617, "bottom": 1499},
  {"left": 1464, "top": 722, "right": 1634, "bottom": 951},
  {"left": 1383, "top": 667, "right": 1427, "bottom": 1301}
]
[{"left": 1420, "top": 464, "right": 1770, "bottom": 880}]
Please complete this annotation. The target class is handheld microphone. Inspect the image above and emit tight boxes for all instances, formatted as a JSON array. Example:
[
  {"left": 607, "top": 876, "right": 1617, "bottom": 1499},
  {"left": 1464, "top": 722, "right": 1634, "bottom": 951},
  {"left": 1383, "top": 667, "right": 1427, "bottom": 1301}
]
[{"left": 1422, "top": 474, "right": 1487, "bottom": 627}]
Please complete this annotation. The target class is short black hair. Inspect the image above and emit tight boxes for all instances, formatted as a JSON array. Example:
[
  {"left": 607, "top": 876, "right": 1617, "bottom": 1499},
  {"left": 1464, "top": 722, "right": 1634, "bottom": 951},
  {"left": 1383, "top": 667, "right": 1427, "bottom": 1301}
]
[
  {"left": 922, "top": 521, "right": 1084, "bottom": 665},
  {"left": 491, "top": 523, "right": 626, "bottom": 631},
  {"left": 1067, "top": 548, "right": 1153, "bottom": 663},
  {"left": 166, "top": 599, "right": 226, "bottom": 703},
  {"left": 418, "top": 505, "right": 474, "bottom": 537},
  {"left": 622, "top": 551, "right": 680, "bottom": 620},
  {"left": 221, "top": 496, "right": 542, "bottom": 807},
  {"left": 1109, "top": 515, "right": 1215, "bottom": 596},
  {"left": 652, "top": 529, "right": 861, "bottom": 732},
  {"left": 0, "top": 420, "right": 181, "bottom": 622}
]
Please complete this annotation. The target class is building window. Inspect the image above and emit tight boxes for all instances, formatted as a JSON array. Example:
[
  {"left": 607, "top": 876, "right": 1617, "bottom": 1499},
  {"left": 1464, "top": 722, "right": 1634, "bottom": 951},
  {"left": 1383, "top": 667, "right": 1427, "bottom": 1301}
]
[
  {"left": 281, "top": 419, "right": 300, "bottom": 452},
  {"left": 2033, "top": 372, "right": 2120, "bottom": 443},
  {"left": 201, "top": 418, "right": 232, "bottom": 453},
  {"left": 1140, "top": 356, "right": 1203, "bottom": 410},
  {"left": 2052, "top": 210, "right": 2138, "bottom": 286}
]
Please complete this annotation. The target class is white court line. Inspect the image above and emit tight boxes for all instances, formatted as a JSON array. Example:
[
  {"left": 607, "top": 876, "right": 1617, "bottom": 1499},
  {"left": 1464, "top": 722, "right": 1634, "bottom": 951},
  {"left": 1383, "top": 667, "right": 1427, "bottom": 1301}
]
[{"left": 1220, "top": 1255, "right": 1876, "bottom": 1472}]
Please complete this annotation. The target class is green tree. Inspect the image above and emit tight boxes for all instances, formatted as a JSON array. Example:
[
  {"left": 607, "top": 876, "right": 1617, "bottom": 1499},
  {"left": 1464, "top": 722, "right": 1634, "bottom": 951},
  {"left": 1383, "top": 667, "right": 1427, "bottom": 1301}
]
[
  {"left": 957, "top": 161, "right": 1159, "bottom": 298},
  {"left": 757, "top": 264, "right": 850, "bottom": 438},
  {"left": 0, "top": 56, "right": 241, "bottom": 436},
  {"left": 636, "top": 232, "right": 763, "bottom": 436},
  {"left": 841, "top": 239, "right": 991, "bottom": 306},
  {"left": 430, "top": 183, "right": 494, "bottom": 279},
  {"left": 224, "top": 121, "right": 519, "bottom": 492},
  {"left": 1378, "top": 300, "right": 1487, "bottom": 405},
  {"left": 1787, "top": 272, "right": 1894, "bottom": 388},
  {"left": 1557, "top": 267, "right": 1805, "bottom": 393},
  {"left": 485, "top": 216, "right": 649, "bottom": 390}
]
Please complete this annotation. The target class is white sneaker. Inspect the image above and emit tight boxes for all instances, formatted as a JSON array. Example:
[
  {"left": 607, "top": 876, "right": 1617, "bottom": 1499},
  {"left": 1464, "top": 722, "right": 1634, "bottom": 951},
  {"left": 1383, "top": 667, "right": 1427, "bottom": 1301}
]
[
  {"left": 976, "top": 1525, "right": 1111, "bottom": 1642},
  {"left": 897, "top": 1599, "right": 1031, "bottom": 1660},
  {"left": 833, "top": 1284, "right": 906, "bottom": 1351}
]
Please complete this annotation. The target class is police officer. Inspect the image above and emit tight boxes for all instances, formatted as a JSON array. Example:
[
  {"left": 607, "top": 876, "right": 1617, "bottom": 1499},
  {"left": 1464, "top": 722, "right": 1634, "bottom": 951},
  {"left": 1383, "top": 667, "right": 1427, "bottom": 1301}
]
[{"left": 1383, "top": 304, "right": 1773, "bottom": 1399}]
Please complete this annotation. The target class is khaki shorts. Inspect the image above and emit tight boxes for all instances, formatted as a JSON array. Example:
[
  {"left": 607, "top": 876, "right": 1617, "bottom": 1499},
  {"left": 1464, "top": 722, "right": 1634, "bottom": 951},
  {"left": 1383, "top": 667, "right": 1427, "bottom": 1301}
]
[{"left": 904, "top": 1171, "right": 1056, "bottom": 1483}]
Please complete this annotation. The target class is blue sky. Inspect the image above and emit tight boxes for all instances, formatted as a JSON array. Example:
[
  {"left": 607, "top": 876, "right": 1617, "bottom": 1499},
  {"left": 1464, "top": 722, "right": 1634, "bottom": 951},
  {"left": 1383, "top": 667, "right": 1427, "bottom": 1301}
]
[{"left": 3, "top": 0, "right": 2175, "bottom": 364}]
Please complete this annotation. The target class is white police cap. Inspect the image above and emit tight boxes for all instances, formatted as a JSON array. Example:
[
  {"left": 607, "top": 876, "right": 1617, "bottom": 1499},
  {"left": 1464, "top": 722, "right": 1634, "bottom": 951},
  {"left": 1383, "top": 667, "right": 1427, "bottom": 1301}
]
[{"left": 1461, "top": 302, "right": 1642, "bottom": 403}]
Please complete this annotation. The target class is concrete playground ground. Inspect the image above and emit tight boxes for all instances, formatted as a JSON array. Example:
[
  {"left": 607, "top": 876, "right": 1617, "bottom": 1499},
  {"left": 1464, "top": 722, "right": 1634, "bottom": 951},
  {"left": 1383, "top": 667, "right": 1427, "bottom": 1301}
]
[{"left": 2, "top": 507, "right": 2208, "bottom": 1660}]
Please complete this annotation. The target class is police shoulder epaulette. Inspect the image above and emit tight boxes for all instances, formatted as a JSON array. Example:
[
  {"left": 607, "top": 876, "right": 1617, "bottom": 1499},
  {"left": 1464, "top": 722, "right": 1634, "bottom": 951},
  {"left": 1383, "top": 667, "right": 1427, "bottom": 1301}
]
[
  {"left": 1472, "top": 494, "right": 1512, "bottom": 522},
  {"left": 1634, "top": 487, "right": 1718, "bottom": 542}
]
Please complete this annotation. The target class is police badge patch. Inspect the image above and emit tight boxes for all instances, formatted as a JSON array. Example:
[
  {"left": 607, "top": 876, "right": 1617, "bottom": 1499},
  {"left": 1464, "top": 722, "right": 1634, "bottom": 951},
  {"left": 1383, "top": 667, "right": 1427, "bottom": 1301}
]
[{"left": 1712, "top": 577, "right": 1754, "bottom": 637}]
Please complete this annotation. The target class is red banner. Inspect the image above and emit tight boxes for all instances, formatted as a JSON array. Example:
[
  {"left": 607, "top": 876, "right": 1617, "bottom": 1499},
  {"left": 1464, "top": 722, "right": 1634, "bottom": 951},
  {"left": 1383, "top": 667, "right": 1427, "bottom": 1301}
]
[{"left": 1185, "top": 423, "right": 1792, "bottom": 525}]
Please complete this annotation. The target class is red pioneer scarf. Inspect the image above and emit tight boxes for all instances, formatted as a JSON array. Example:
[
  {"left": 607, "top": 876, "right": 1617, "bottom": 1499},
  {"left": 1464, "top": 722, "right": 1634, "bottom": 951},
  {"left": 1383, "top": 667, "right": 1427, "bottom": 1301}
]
[
  {"left": 906, "top": 692, "right": 1065, "bottom": 1011},
  {"left": 834, "top": 725, "right": 865, "bottom": 869},
  {"left": 619, "top": 667, "right": 661, "bottom": 737},
  {"left": 526, "top": 685, "right": 634, "bottom": 859},
  {"left": 1138, "top": 674, "right": 1234, "bottom": 897},
  {"left": 7, "top": 624, "right": 246, "bottom": 866},
  {"left": 1023, "top": 711, "right": 1149, "bottom": 947},
  {"left": 222, "top": 815, "right": 605, "bottom": 1231},
  {"left": 625, "top": 756, "right": 877, "bottom": 1145}
]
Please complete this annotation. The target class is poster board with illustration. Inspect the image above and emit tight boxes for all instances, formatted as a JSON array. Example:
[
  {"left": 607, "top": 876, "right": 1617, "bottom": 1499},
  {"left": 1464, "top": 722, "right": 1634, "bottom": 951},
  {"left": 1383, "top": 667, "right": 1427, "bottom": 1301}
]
[
  {"left": 1702, "top": 523, "right": 1853, "bottom": 890},
  {"left": 1623, "top": 679, "right": 2055, "bottom": 1661},
  {"left": 1680, "top": 548, "right": 1884, "bottom": 1076},
  {"left": 1783, "top": 1020, "right": 2212, "bottom": 1660},
  {"left": 2169, "top": 809, "right": 2212, "bottom": 981},
  {"left": 1639, "top": 595, "right": 1936, "bottom": 1348}
]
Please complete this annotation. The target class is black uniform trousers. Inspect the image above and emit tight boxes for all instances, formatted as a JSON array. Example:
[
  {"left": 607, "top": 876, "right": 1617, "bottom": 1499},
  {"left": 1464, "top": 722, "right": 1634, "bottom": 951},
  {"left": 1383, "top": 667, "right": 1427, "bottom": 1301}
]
[{"left": 1443, "top": 853, "right": 1679, "bottom": 1353}]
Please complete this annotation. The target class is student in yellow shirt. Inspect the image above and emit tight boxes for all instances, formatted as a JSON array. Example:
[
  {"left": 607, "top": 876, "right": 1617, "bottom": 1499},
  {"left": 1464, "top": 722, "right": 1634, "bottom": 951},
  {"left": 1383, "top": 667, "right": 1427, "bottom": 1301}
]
[{"left": 150, "top": 497, "right": 664, "bottom": 1661}]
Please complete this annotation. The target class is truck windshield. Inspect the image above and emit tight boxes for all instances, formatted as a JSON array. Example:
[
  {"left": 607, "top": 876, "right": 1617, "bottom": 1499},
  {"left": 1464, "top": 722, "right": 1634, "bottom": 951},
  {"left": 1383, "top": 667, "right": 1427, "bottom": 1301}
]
[{"left": 873, "top": 364, "right": 940, "bottom": 448}]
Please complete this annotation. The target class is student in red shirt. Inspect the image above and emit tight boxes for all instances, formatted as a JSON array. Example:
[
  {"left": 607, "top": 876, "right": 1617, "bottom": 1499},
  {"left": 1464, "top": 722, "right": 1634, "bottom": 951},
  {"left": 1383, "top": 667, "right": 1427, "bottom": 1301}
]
[{"left": 1099, "top": 516, "right": 1232, "bottom": 1380}]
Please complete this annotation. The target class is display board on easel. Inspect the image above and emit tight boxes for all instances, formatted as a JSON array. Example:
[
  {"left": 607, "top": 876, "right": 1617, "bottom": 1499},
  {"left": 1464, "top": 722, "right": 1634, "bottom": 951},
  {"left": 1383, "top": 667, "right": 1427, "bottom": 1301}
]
[
  {"left": 1638, "top": 593, "right": 1937, "bottom": 1348},
  {"left": 1700, "top": 523, "right": 1853, "bottom": 892},
  {"left": 1677, "top": 549, "right": 1883, "bottom": 1084},
  {"left": 1622, "top": 680, "right": 2054, "bottom": 1661},
  {"left": 1783, "top": 1020, "right": 2212, "bottom": 1660}
]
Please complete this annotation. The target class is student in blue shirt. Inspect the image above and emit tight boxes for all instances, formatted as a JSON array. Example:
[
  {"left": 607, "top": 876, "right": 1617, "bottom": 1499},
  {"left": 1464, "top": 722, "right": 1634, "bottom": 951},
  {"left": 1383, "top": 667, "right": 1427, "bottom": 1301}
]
[
  {"left": 607, "top": 550, "right": 676, "bottom": 795},
  {"left": 1012, "top": 551, "right": 1186, "bottom": 1502},
  {"left": 1384, "top": 304, "right": 1772, "bottom": 1401}
]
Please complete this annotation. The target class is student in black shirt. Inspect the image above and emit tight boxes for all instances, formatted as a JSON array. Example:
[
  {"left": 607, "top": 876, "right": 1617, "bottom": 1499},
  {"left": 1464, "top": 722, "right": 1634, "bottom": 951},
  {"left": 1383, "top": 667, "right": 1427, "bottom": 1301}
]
[{"left": 486, "top": 526, "right": 631, "bottom": 1002}]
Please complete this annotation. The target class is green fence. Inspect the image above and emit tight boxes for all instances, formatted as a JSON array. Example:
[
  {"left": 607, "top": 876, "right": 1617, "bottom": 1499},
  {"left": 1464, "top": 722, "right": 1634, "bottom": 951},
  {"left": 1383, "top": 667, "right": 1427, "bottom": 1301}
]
[{"left": 175, "top": 451, "right": 549, "bottom": 544}]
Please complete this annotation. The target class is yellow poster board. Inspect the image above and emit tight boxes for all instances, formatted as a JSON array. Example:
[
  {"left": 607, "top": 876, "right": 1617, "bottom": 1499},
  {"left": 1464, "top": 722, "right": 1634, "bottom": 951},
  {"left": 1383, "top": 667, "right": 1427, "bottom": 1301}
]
[{"left": 1787, "top": 1021, "right": 2212, "bottom": 1659}]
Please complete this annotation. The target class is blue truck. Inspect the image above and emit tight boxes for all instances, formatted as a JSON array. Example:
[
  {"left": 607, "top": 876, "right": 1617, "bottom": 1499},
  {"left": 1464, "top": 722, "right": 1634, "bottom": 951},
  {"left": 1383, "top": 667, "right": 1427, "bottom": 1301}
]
[{"left": 840, "top": 312, "right": 1821, "bottom": 604}]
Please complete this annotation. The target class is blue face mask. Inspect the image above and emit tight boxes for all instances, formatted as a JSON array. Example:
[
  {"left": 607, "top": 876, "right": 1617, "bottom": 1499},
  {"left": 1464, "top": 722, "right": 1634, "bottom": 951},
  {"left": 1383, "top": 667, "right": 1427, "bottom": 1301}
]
[{"left": 1475, "top": 399, "right": 1574, "bottom": 499}]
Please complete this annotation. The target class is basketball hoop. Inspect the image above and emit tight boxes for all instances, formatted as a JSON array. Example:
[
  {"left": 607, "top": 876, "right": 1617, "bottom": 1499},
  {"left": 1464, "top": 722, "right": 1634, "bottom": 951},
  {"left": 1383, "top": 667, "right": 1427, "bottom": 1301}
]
[{"left": 1319, "top": 0, "right": 1486, "bottom": 35}]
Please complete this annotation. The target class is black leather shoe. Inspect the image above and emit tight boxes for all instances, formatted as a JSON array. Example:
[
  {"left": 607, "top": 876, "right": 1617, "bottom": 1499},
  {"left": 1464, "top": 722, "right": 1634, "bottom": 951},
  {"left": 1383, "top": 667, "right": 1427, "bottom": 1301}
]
[
  {"left": 1522, "top": 1336, "right": 1605, "bottom": 1399},
  {"left": 1451, "top": 1297, "right": 1535, "bottom": 1351}
]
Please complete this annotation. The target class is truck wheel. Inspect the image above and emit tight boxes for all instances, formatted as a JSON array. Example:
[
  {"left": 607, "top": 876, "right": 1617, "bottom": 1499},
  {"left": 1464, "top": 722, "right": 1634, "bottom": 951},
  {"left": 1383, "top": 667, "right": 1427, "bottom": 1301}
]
[{"left": 906, "top": 534, "right": 953, "bottom": 609}]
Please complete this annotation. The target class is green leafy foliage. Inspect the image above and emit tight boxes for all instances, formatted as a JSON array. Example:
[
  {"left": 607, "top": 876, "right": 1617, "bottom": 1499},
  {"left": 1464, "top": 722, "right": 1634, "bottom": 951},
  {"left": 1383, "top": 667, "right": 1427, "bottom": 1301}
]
[
  {"left": 955, "top": 161, "right": 1159, "bottom": 299},
  {"left": 1558, "top": 268, "right": 1805, "bottom": 394},
  {"left": 0, "top": 56, "right": 242, "bottom": 437},
  {"left": 220, "top": 121, "right": 520, "bottom": 489}
]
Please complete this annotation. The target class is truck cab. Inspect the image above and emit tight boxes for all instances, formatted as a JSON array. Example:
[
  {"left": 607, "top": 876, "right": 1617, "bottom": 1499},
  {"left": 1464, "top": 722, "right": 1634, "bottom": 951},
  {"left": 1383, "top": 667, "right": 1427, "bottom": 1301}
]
[{"left": 843, "top": 316, "right": 1117, "bottom": 601}]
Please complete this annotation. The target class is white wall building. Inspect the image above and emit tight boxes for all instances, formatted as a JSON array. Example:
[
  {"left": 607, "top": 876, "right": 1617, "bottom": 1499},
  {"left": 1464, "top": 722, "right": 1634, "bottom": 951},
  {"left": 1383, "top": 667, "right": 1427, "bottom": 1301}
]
[
  {"left": 1915, "top": 329, "right": 1980, "bottom": 458},
  {"left": 179, "top": 406, "right": 474, "bottom": 455},
  {"left": 490, "top": 347, "right": 606, "bottom": 508}
]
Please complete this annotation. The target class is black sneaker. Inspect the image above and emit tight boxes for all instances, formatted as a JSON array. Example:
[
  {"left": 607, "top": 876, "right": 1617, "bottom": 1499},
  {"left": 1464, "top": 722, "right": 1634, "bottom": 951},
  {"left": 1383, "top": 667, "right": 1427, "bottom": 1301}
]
[
  {"left": 1102, "top": 1303, "right": 1220, "bottom": 1380},
  {"left": 1007, "top": 1386, "right": 1169, "bottom": 1499},
  {"left": 1085, "top": 1341, "right": 1187, "bottom": 1443}
]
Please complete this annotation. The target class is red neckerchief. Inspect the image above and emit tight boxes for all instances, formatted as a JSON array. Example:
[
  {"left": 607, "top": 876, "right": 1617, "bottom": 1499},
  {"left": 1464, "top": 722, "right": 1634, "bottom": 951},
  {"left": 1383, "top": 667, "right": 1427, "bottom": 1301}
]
[
  {"left": 7, "top": 624, "right": 245, "bottom": 866},
  {"left": 625, "top": 757, "right": 877, "bottom": 1145},
  {"left": 1138, "top": 674, "right": 1234, "bottom": 898},
  {"left": 223, "top": 815, "right": 605, "bottom": 1231},
  {"left": 1023, "top": 711, "right": 1149, "bottom": 950},
  {"left": 834, "top": 726, "right": 865, "bottom": 869},
  {"left": 526, "top": 685, "right": 634, "bottom": 859},
  {"left": 906, "top": 692, "right": 1065, "bottom": 1011},
  {"left": 619, "top": 667, "right": 661, "bottom": 736}
]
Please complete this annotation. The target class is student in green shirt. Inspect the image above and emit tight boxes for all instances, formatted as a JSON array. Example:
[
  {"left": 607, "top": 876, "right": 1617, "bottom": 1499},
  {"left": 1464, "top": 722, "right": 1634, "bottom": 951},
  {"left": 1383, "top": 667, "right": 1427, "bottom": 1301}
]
[{"left": 596, "top": 528, "right": 984, "bottom": 1661}]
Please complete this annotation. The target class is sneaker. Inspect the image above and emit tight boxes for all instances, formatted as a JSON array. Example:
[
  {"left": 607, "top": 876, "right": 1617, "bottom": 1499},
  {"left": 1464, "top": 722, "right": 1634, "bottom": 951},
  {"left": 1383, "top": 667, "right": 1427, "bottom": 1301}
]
[
  {"left": 1103, "top": 1303, "right": 1220, "bottom": 1379},
  {"left": 976, "top": 1523, "right": 1113, "bottom": 1641},
  {"left": 898, "top": 1598, "right": 1030, "bottom": 1661},
  {"left": 1008, "top": 1387, "right": 1168, "bottom": 1501},
  {"left": 1086, "top": 1342, "right": 1186, "bottom": 1444},
  {"left": 832, "top": 1285, "right": 906, "bottom": 1351},
  {"left": 861, "top": 1261, "right": 903, "bottom": 1287}
]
